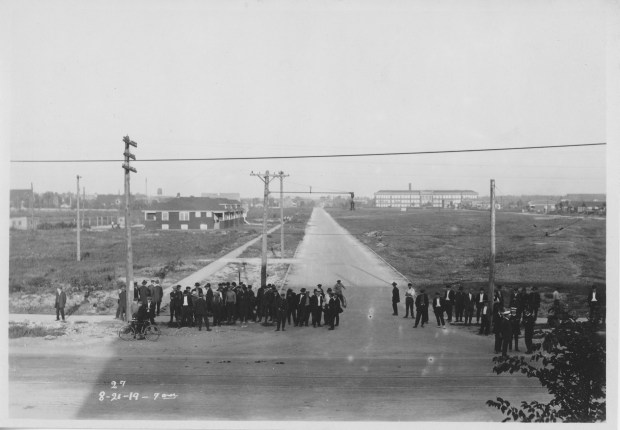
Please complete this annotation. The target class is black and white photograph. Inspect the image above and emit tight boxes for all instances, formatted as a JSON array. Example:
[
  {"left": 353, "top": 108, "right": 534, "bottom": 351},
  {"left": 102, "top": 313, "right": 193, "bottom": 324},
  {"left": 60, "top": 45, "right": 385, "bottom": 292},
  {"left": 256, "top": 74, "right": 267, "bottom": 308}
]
[{"left": 2, "top": 0, "right": 618, "bottom": 428}]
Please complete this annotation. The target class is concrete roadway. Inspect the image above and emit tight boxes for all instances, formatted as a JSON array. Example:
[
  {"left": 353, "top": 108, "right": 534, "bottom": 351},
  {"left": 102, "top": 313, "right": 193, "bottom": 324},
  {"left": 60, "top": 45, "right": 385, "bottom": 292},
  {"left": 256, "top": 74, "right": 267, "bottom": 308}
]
[{"left": 8, "top": 208, "right": 550, "bottom": 423}]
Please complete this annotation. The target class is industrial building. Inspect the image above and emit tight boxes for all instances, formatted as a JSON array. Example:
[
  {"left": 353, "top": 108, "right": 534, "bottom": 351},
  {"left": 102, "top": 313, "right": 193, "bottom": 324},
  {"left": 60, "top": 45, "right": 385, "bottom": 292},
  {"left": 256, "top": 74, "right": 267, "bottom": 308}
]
[
  {"left": 143, "top": 197, "right": 244, "bottom": 230},
  {"left": 375, "top": 185, "right": 478, "bottom": 209}
]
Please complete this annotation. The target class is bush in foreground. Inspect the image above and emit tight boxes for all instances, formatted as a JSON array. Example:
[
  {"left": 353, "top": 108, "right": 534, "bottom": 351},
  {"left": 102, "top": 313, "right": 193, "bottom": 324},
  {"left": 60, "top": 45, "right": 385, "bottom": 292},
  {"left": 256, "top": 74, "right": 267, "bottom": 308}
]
[{"left": 487, "top": 320, "right": 605, "bottom": 422}]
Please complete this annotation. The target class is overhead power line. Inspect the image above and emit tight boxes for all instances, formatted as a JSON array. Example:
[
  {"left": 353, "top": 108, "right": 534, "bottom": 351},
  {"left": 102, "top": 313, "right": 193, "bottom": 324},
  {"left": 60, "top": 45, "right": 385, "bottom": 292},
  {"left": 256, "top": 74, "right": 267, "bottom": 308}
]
[{"left": 10, "top": 142, "right": 606, "bottom": 163}]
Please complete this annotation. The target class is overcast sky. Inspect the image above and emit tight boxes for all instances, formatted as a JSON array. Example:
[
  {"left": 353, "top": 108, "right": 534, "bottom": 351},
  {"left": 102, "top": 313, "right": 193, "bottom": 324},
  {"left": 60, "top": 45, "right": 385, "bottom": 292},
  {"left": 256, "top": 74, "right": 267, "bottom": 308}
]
[{"left": 3, "top": 0, "right": 613, "bottom": 199}]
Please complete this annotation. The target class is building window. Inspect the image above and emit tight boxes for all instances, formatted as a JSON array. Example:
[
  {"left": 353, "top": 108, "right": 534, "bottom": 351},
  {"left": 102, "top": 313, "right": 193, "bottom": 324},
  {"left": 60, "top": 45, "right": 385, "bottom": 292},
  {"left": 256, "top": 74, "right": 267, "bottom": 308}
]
[
  {"left": 200, "top": 224, "right": 208, "bottom": 230},
  {"left": 145, "top": 212, "right": 156, "bottom": 221},
  {"left": 162, "top": 212, "right": 169, "bottom": 221},
  {"left": 206, "top": 211, "right": 212, "bottom": 218},
  {"left": 180, "top": 212, "right": 189, "bottom": 221},
  {"left": 162, "top": 224, "right": 169, "bottom": 230},
  {"left": 181, "top": 224, "right": 188, "bottom": 230},
  {"left": 195, "top": 211, "right": 201, "bottom": 218}
]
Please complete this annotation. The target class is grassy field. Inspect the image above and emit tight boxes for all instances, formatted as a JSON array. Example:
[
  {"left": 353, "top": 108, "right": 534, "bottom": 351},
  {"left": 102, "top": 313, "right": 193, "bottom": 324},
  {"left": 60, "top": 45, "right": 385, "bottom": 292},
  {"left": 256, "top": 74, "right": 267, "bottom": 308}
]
[
  {"left": 9, "top": 225, "right": 266, "bottom": 313},
  {"left": 327, "top": 207, "right": 606, "bottom": 317}
]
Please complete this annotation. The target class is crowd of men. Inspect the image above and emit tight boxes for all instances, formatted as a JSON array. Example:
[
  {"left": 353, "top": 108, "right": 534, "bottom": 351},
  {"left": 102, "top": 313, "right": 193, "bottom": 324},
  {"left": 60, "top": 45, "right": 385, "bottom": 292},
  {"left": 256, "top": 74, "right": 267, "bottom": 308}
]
[
  {"left": 392, "top": 282, "right": 545, "bottom": 355},
  {"left": 117, "top": 279, "right": 347, "bottom": 333}
]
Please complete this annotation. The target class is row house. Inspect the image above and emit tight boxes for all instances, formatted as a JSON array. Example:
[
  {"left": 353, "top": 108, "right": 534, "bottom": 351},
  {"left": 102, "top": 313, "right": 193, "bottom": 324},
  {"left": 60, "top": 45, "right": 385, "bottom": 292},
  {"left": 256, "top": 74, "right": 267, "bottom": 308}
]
[{"left": 143, "top": 197, "right": 244, "bottom": 230}]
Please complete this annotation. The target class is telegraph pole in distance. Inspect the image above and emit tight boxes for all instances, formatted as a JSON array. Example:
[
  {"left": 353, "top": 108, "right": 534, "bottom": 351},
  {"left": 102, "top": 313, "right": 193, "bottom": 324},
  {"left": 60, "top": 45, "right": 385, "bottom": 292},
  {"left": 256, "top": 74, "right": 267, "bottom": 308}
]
[
  {"left": 123, "top": 136, "right": 138, "bottom": 319},
  {"left": 277, "top": 171, "right": 289, "bottom": 258},
  {"left": 76, "top": 175, "right": 81, "bottom": 261},
  {"left": 251, "top": 170, "right": 277, "bottom": 287},
  {"left": 489, "top": 179, "right": 496, "bottom": 329}
]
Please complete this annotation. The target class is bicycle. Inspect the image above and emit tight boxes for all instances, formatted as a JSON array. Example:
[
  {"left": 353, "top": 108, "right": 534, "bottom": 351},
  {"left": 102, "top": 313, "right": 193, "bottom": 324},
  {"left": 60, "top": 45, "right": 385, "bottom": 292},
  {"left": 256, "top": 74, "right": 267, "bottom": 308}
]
[{"left": 118, "top": 319, "right": 161, "bottom": 341}]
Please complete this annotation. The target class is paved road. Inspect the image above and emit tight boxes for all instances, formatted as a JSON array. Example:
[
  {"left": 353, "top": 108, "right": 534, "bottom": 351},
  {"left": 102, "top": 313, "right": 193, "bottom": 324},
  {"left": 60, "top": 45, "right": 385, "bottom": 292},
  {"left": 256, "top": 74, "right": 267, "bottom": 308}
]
[{"left": 9, "top": 208, "right": 550, "bottom": 423}]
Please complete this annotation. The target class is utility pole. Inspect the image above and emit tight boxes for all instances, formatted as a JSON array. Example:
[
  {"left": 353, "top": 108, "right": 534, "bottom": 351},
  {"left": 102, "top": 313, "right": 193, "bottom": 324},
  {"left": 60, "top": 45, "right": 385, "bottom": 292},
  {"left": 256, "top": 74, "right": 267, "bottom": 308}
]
[
  {"left": 250, "top": 170, "right": 278, "bottom": 287},
  {"left": 123, "top": 135, "right": 138, "bottom": 320},
  {"left": 277, "top": 171, "right": 289, "bottom": 258},
  {"left": 489, "top": 179, "right": 496, "bottom": 329},
  {"left": 30, "top": 183, "right": 34, "bottom": 231},
  {"left": 76, "top": 175, "right": 81, "bottom": 261}
]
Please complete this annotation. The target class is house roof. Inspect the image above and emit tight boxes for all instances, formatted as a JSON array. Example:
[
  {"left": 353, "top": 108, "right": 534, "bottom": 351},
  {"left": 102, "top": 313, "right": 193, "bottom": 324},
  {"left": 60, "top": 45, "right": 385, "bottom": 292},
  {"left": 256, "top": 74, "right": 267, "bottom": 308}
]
[{"left": 150, "top": 197, "right": 242, "bottom": 211}]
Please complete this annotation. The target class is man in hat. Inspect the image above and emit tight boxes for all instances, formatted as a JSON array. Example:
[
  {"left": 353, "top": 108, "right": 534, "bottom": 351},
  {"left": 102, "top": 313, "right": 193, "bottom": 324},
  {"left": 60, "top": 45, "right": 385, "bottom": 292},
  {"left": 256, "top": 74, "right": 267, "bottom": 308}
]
[
  {"left": 334, "top": 280, "right": 347, "bottom": 308},
  {"left": 54, "top": 285, "right": 67, "bottom": 322},
  {"left": 463, "top": 288, "right": 475, "bottom": 326},
  {"left": 153, "top": 280, "right": 163, "bottom": 316},
  {"left": 138, "top": 280, "right": 150, "bottom": 303},
  {"left": 432, "top": 292, "right": 445, "bottom": 328},
  {"left": 225, "top": 284, "right": 237, "bottom": 324},
  {"left": 145, "top": 296, "right": 157, "bottom": 325},
  {"left": 478, "top": 299, "right": 491, "bottom": 335},
  {"left": 454, "top": 285, "right": 465, "bottom": 323},
  {"left": 212, "top": 285, "right": 223, "bottom": 327},
  {"left": 509, "top": 307, "right": 521, "bottom": 352},
  {"left": 310, "top": 289, "right": 323, "bottom": 327},
  {"left": 296, "top": 288, "right": 309, "bottom": 326},
  {"left": 181, "top": 287, "right": 194, "bottom": 327},
  {"left": 275, "top": 291, "right": 289, "bottom": 331},
  {"left": 404, "top": 283, "right": 415, "bottom": 319},
  {"left": 193, "top": 291, "right": 211, "bottom": 331},
  {"left": 413, "top": 288, "right": 429, "bottom": 328},
  {"left": 492, "top": 299, "right": 504, "bottom": 353},
  {"left": 286, "top": 288, "right": 297, "bottom": 326},
  {"left": 325, "top": 290, "right": 336, "bottom": 330},
  {"left": 168, "top": 285, "right": 181, "bottom": 326},
  {"left": 443, "top": 284, "right": 455, "bottom": 323},
  {"left": 391, "top": 282, "right": 400, "bottom": 316},
  {"left": 500, "top": 310, "right": 513, "bottom": 356},
  {"left": 475, "top": 288, "right": 488, "bottom": 325}
]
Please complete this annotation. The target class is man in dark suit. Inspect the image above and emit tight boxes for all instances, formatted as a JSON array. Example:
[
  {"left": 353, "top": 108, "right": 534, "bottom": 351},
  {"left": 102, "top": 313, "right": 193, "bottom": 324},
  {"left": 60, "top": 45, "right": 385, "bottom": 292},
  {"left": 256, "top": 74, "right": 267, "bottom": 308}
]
[
  {"left": 286, "top": 288, "right": 297, "bottom": 326},
  {"left": 310, "top": 289, "right": 323, "bottom": 327},
  {"left": 413, "top": 289, "right": 429, "bottom": 328},
  {"left": 443, "top": 284, "right": 456, "bottom": 323},
  {"left": 205, "top": 283, "right": 214, "bottom": 316},
  {"left": 432, "top": 292, "right": 445, "bottom": 328},
  {"left": 454, "top": 286, "right": 465, "bottom": 323},
  {"left": 145, "top": 297, "right": 157, "bottom": 325},
  {"left": 478, "top": 300, "right": 491, "bottom": 335},
  {"left": 193, "top": 292, "right": 210, "bottom": 331},
  {"left": 523, "top": 309, "right": 535, "bottom": 353},
  {"left": 153, "top": 280, "right": 163, "bottom": 316},
  {"left": 391, "top": 282, "right": 400, "bottom": 316},
  {"left": 475, "top": 288, "right": 488, "bottom": 324},
  {"left": 181, "top": 288, "right": 194, "bottom": 327},
  {"left": 275, "top": 291, "right": 289, "bottom": 331},
  {"left": 464, "top": 288, "right": 475, "bottom": 326},
  {"left": 54, "top": 285, "right": 67, "bottom": 322},
  {"left": 138, "top": 280, "right": 150, "bottom": 303},
  {"left": 500, "top": 310, "right": 513, "bottom": 357},
  {"left": 296, "top": 288, "right": 309, "bottom": 326}
]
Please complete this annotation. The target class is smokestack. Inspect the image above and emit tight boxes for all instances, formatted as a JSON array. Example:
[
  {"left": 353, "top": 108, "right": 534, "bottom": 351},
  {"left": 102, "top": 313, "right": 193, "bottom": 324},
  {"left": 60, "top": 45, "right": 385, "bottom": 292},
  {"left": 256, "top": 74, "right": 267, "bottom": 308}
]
[{"left": 408, "top": 183, "right": 412, "bottom": 191}]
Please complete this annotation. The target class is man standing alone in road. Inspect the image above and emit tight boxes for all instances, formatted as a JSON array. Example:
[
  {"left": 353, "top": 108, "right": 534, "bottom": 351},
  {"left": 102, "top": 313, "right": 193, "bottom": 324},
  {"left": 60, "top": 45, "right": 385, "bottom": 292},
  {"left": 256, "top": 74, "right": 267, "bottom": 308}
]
[
  {"left": 404, "top": 283, "right": 415, "bottom": 319},
  {"left": 54, "top": 285, "right": 67, "bottom": 322},
  {"left": 391, "top": 282, "right": 400, "bottom": 316}
]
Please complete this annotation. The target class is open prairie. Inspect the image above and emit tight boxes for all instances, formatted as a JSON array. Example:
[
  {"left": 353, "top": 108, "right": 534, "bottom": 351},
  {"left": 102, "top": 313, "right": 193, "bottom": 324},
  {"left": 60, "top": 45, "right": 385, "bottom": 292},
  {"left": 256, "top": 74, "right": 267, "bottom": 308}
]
[{"left": 326, "top": 207, "right": 605, "bottom": 317}]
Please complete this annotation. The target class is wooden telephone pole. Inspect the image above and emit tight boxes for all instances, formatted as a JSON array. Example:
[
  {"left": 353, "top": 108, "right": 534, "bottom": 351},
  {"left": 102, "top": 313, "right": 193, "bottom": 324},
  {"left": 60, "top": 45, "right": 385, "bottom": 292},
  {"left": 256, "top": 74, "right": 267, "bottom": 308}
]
[
  {"left": 489, "top": 179, "right": 496, "bottom": 328},
  {"left": 250, "top": 170, "right": 280, "bottom": 287},
  {"left": 277, "top": 171, "right": 289, "bottom": 258},
  {"left": 76, "top": 175, "right": 81, "bottom": 261},
  {"left": 123, "top": 136, "right": 138, "bottom": 319}
]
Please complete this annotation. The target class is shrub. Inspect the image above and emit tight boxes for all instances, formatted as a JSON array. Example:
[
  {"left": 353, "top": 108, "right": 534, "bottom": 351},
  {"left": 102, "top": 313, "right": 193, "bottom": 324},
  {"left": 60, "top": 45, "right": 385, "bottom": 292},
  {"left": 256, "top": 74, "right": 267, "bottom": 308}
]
[{"left": 487, "top": 320, "right": 605, "bottom": 422}]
